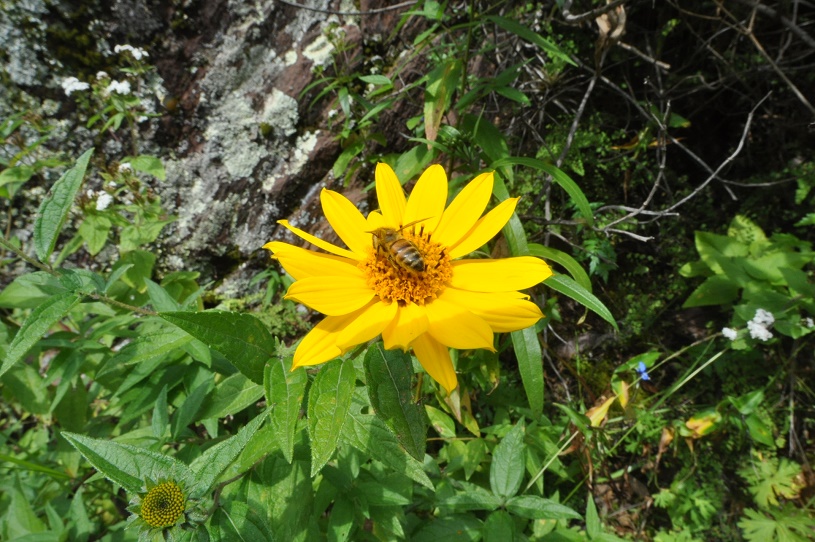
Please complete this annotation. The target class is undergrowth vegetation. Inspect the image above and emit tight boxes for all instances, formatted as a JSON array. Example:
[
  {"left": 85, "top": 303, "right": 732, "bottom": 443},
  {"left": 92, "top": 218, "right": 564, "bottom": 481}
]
[{"left": 2, "top": 2, "right": 814, "bottom": 541}]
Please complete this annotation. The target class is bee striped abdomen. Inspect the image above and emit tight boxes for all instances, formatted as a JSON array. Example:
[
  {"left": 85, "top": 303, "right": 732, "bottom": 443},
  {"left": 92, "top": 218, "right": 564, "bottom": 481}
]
[{"left": 389, "top": 239, "right": 425, "bottom": 273}]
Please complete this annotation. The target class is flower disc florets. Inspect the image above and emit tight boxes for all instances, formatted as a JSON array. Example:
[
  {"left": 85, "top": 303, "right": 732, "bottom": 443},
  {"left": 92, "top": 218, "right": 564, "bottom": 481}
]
[
  {"left": 360, "top": 226, "right": 452, "bottom": 305},
  {"left": 139, "top": 481, "right": 185, "bottom": 528}
]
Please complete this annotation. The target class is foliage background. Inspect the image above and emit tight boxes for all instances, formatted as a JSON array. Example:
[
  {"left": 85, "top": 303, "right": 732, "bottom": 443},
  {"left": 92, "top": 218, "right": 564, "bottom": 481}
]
[{"left": 1, "top": 1, "right": 814, "bottom": 541}]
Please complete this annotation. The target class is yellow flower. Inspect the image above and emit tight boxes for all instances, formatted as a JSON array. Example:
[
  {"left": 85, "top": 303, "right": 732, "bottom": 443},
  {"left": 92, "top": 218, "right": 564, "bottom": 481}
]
[
  {"left": 138, "top": 480, "right": 185, "bottom": 528},
  {"left": 263, "top": 163, "right": 552, "bottom": 392}
]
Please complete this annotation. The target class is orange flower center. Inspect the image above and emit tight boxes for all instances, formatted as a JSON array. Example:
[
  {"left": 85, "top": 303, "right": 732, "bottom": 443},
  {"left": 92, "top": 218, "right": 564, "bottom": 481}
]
[{"left": 359, "top": 225, "right": 452, "bottom": 305}]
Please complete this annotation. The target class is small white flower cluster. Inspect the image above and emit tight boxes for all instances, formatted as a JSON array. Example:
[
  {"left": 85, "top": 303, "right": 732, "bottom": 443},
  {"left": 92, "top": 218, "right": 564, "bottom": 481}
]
[
  {"left": 747, "top": 308, "right": 774, "bottom": 341},
  {"left": 722, "top": 308, "right": 776, "bottom": 342},
  {"left": 806, "top": 317, "right": 814, "bottom": 329},
  {"left": 87, "top": 188, "right": 114, "bottom": 211},
  {"left": 114, "top": 44, "right": 149, "bottom": 60},
  {"left": 61, "top": 76, "right": 90, "bottom": 96},
  {"left": 105, "top": 80, "right": 132, "bottom": 95},
  {"left": 118, "top": 162, "right": 133, "bottom": 173}
]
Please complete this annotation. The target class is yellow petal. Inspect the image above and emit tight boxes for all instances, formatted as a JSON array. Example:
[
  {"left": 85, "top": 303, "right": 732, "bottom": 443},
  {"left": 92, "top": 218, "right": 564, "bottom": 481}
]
[
  {"left": 320, "top": 189, "right": 370, "bottom": 256},
  {"left": 277, "top": 220, "right": 359, "bottom": 260},
  {"left": 412, "top": 333, "right": 457, "bottom": 393},
  {"left": 381, "top": 302, "right": 428, "bottom": 350},
  {"left": 450, "top": 257, "right": 553, "bottom": 292},
  {"left": 438, "top": 288, "right": 543, "bottom": 332},
  {"left": 425, "top": 298, "right": 495, "bottom": 350},
  {"left": 292, "top": 311, "right": 361, "bottom": 368},
  {"left": 285, "top": 275, "right": 374, "bottom": 316},
  {"left": 403, "top": 164, "right": 447, "bottom": 232},
  {"left": 587, "top": 396, "right": 616, "bottom": 428},
  {"left": 264, "top": 242, "right": 362, "bottom": 280},
  {"left": 448, "top": 197, "right": 519, "bottom": 259},
  {"left": 375, "top": 163, "right": 406, "bottom": 227},
  {"left": 336, "top": 300, "right": 398, "bottom": 349},
  {"left": 433, "top": 171, "right": 493, "bottom": 248}
]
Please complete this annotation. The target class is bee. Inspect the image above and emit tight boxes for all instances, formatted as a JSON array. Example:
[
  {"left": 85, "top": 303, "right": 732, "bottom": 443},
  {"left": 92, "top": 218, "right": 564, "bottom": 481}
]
[{"left": 369, "top": 219, "right": 428, "bottom": 274}]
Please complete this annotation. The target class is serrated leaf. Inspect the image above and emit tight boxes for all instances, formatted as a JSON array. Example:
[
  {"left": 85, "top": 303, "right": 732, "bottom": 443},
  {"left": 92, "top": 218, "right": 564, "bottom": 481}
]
[
  {"left": 437, "top": 491, "right": 502, "bottom": 512},
  {"left": 1, "top": 292, "right": 80, "bottom": 379},
  {"left": 208, "top": 500, "right": 276, "bottom": 542},
  {"left": 364, "top": 346, "right": 427, "bottom": 460},
  {"left": 152, "top": 385, "right": 169, "bottom": 438},
  {"left": 490, "top": 422, "right": 526, "bottom": 499},
  {"left": 97, "top": 324, "right": 191, "bottom": 379},
  {"left": 505, "top": 495, "right": 582, "bottom": 520},
  {"left": 188, "top": 411, "right": 266, "bottom": 497},
  {"left": 159, "top": 310, "right": 275, "bottom": 383},
  {"left": 547, "top": 274, "right": 619, "bottom": 330},
  {"left": 198, "top": 372, "right": 263, "bottom": 420},
  {"left": 61, "top": 432, "right": 194, "bottom": 494},
  {"left": 34, "top": 148, "right": 94, "bottom": 262},
  {"left": 0, "top": 271, "right": 65, "bottom": 309},
  {"left": 342, "top": 410, "right": 433, "bottom": 489},
  {"left": 265, "top": 358, "right": 307, "bottom": 463},
  {"left": 308, "top": 359, "right": 356, "bottom": 476},
  {"left": 683, "top": 275, "right": 740, "bottom": 308}
]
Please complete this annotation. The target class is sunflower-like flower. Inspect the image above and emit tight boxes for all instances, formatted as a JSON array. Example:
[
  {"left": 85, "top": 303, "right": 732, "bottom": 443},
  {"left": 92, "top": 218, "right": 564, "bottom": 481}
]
[
  {"left": 127, "top": 478, "right": 204, "bottom": 541},
  {"left": 264, "top": 163, "right": 552, "bottom": 392}
]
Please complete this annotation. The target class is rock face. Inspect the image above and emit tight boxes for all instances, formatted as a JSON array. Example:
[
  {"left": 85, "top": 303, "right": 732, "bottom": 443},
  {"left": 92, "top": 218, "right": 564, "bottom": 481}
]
[{"left": 4, "top": 0, "right": 405, "bottom": 290}]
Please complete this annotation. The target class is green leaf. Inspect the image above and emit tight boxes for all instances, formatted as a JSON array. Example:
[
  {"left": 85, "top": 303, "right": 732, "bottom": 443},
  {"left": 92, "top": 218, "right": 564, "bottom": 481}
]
[
  {"left": 425, "top": 404, "right": 456, "bottom": 438},
  {"left": 122, "top": 154, "right": 166, "bottom": 181},
  {"left": 437, "top": 490, "right": 502, "bottom": 512},
  {"left": 77, "top": 214, "right": 111, "bottom": 255},
  {"left": 491, "top": 156, "right": 594, "bottom": 226},
  {"left": 113, "top": 249, "right": 156, "bottom": 292},
  {"left": 412, "top": 514, "right": 482, "bottom": 541},
  {"left": 152, "top": 385, "right": 169, "bottom": 438},
  {"left": 144, "top": 278, "right": 181, "bottom": 311},
  {"left": 528, "top": 243, "right": 592, "bottom": 292},
  {"left": 483, "top": 510, "right": 515, "bottom": 541},
  {"left": 34, "top": 148, "right": 94, "bottom": 262},
  {"left": 342, "top": 410, "right": 433, "bottom": 489},
  {"left": 61, "top": 432, "right": 194, "bottom": 494},
  {"left": 506, "top": 495, "right": 582, "bottom": 520},
  {"left": 188, "top": 410, "right": 267, "bottom": 497},
  {"left": 547, "top": 274, "right": 619, "bottom": 330},
  {"left": 308, "top": 359, "right": 356, "bottom": 476},
  {"left": 486, "top": 15, "right": 576, "bottom": 66},
  {"left": 0, "top": 271, "right": 64, "bottom": 309},
  {"left": 264, "top": 358, "right": 308, "bottom": 463},
  {"left": 1, "top": 291, "right": 80, "bottom": 380},
  {"left": 171, "top": 379, "right": 213, "bottom": 439},
  {"left": 512, "top": 326, "right": 544, "bottom": 416},
  {"left": 327, "top": 497, "right": 355, "bottom": 542},
  {"left": 208, "top": 500, "right": 276, "bottom": 542},
  {"left": 97, "top": 324, "right": 191, "bottom": 379},
  {"left": 159, "top": 310, "right": 275, "bottom": 383},
  {"left": 490, "top": 422, "right": 526, "bottom": 499},
  {"left": 364, "top": 346, "right": 427, "bottom": 460},
  {"left": 198, "top": 372, "right": 263, "bottom": 420},
  {"left": 359, "top": 74, "right": 392, "bottom": 86},
  {"left": 682, "top": 275, "right": 740, "bottom": 308},
  {"left": 586, "top": 493, "right": 601, "bottom": 538}
]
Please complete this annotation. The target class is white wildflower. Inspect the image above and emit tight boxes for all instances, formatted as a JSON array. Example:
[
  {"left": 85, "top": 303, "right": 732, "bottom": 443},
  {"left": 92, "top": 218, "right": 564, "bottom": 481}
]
[
  {"left": 105, "top": 80, "right": 131, "bottom": 95},
  {"left": 747, "top": 320, "right": 773, "bottom": 341},
  {"left": 751, "top": 308, "right": 775, "bottom": 326},
  {"left": 96, "top": 71, "right": 109, "bottom": 80},
  {"left": 95, "top": 192, "right": 113, "bottom": 211},
  {"left": 61, "top": 76, "right": 90, "bottom": 96},
  {"left": 805, "top": 317, "right": 814, "bottom": 328},
  {"left": 722, "top": 327, "right": 738, "bottom": 341},
  {"left": 114, "top": 44, "right": 149, "bottom": 60},
  {"left": 118, "top": 162, "right": 133, "bottom": 172}
]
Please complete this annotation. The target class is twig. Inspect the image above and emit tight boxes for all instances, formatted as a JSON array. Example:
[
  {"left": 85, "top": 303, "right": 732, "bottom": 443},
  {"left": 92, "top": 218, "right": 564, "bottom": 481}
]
[
  {"left": 560, "top": 0, "right": 628, "bottom": 24},
  {"left": 276, "top": 0, "right": 417, "bottom": 16},
  {"left": 730, "top": 0, "right": 815, "bottom": 50},
  {"left": 0, "top": 236, "right": 58, "bottom": 276},
  {"left": 663, "top": 92, "right": 770, "bottom": 214}
]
